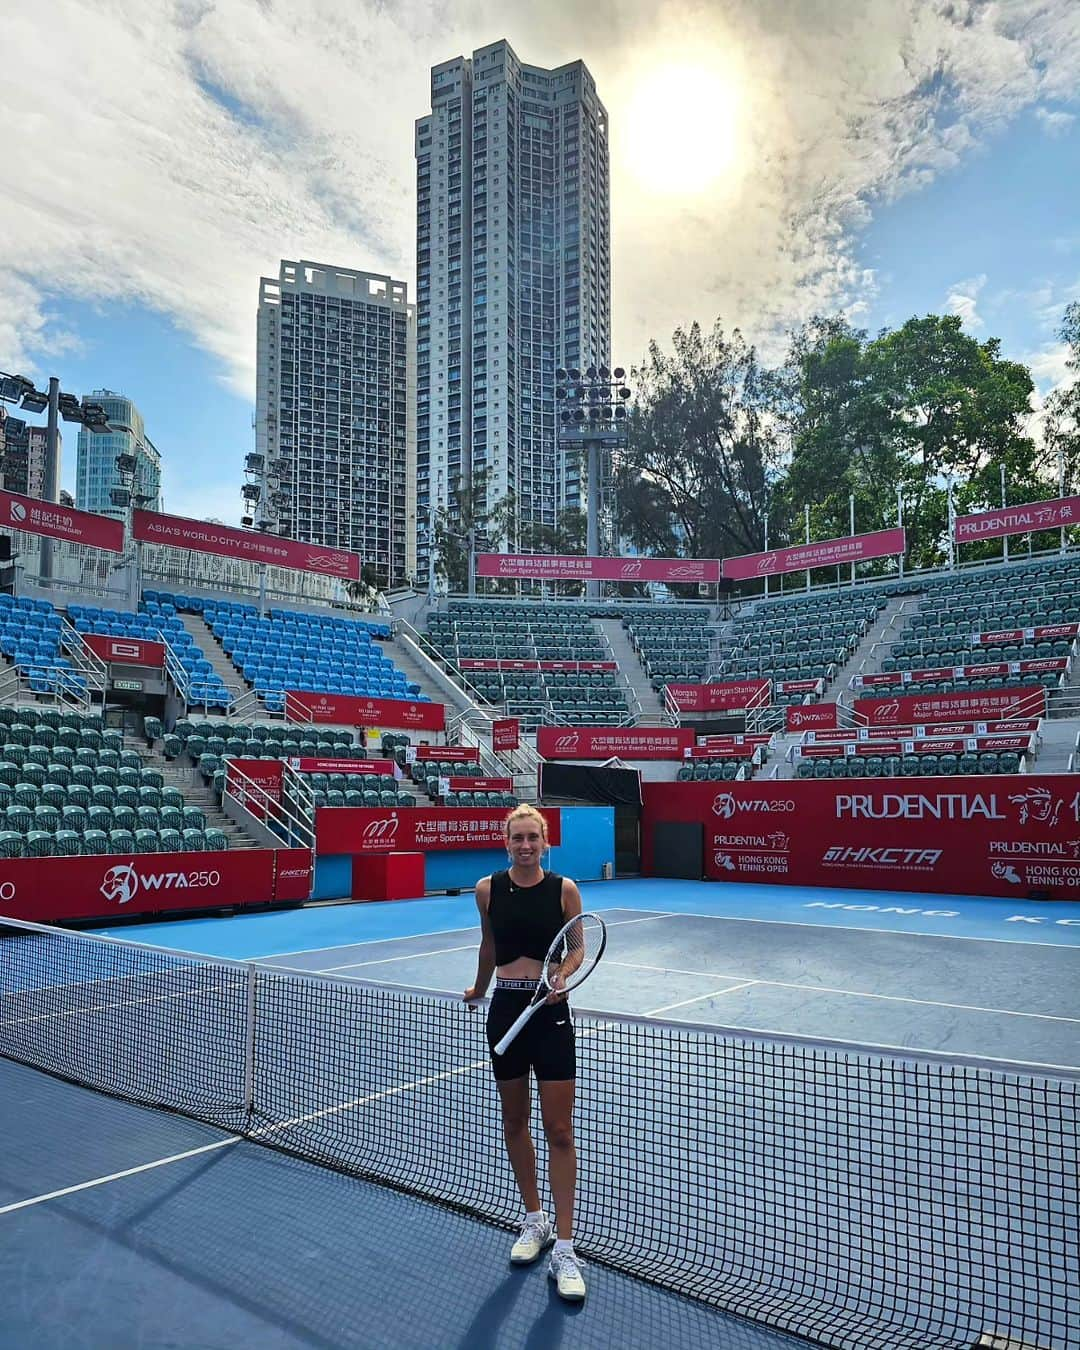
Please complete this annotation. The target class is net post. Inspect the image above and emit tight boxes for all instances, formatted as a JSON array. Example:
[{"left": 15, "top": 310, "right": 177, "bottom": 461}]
[{"left": 242, "top": 962, "right": 257, "bottom": 1124}]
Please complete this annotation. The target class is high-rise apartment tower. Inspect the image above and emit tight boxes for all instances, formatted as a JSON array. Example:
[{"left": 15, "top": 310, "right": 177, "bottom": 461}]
[
  {"left": 249, "top": 261, "right": 416, "bottom": 587},
  {"left": 415, "top": 39, "right": 612, "bottom": 582}
]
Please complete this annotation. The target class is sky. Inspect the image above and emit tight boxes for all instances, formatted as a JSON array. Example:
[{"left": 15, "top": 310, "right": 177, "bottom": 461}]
[{"left": 0, "top": 0, "right": 1077, "bottom": 526}]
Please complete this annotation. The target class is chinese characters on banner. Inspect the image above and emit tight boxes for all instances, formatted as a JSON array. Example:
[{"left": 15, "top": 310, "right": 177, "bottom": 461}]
[
  {"left": 954, "top": 495, "right": 1080, "bottom": 542},
  {"left": 665, "top": 680, "right": 771, "bottom": 712},
  {"left": 132, "top": 508, "right": 362, "bottom": 580},
  {"left": 317, "top": 807, "right": 562, "bottom": 854},
  {"left": 722, "top": 528, "right": 906, "bottom": 581},
  {"left": 284, "top": 691, "right": 446, "bottom": 731},
  {"left": 641, "top": 776, "right": 1080, "bottom": 899},
  {"left": 536, "top": 727, "right": 695, "bottom": 760},
  {"left": 476, "top": 553, "right": 721, "bottom": 582},
  {"left": 493, "top": 718, "right": 520, "bottom": 751},
  {"left": 0, "top": 487, "right": 124, "bottom": 553}
]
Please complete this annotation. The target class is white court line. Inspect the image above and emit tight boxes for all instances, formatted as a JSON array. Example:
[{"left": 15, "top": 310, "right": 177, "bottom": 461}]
[
  {"left": 313, "top": 912, "right": 675, "bottom": 973},
  {"left": 644, "top": 910, "right": 1080, "bottom": 949},
  {"left": 1, "top": 980, "right": 239, "bottom": 1030},
  {"left": 0, "top": 1044, "right": 495, "bottom": 1217},
  {"left": 608, "top": 959, "right": 1080, "bottom": 1025},
  {"left": 646, "top": 982, "right": 758, "bottom": 1017},
  {"left": 246, "top": 908, "right": 672, "bottom": 962}
]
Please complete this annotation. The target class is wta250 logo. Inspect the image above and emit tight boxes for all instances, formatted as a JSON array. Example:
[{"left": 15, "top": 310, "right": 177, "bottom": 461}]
[
  {"left": 99, "top": 864, "right": 223, "bottom": 905},
  {"left": 713, "top": 792, "right": 795, "bottom": 820}
]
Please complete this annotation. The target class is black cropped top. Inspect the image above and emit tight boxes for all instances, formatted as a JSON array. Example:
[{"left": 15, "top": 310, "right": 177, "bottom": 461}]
[{"left": 488, "top": 869, "right": 565, "bottom": 966}]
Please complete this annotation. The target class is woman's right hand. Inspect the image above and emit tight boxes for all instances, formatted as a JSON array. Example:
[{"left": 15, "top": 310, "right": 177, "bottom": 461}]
[{"left": 463, "top": 986, "right": 480, "bottom": 1004}]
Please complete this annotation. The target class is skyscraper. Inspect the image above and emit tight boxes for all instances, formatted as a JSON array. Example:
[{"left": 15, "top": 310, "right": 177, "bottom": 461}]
[
  {"left": 0, "top": 407, "right": 61, "bottom": 500},
  {"left": 249, "top": 260, "right": 416, "bottom": 587},
  {"left": 75, "top": 390, "right": 161, "bottom": 519},
  {"left": 415, "top": 39, "right": 612, "bottom": 583}
]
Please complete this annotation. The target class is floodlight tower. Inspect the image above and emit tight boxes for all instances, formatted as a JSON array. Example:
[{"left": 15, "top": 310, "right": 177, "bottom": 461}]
[{"left": 555, "top": 364, "right": 630, "bottom": 597}]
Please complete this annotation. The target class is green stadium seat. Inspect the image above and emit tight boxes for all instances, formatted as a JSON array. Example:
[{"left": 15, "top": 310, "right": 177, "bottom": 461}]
[
  {"left": 108, "top": 829, "right": 135, "bottom": 854},
  {"left": 24, "top": 831, "right": 54, "bottom": 858},
  {"left": 79, "top": 829, "right": 108, "bottom": 856},
  {"left": 204, "top": 828, "right": 229, "bottom": 851},
  {"left": 182, "top": 828, "right": 207, "bottom": 852},
  {"left": 134, "top": 829, "right": 160, "bottom": 854},
  {"left": 87, "top": 806, "right": 113, "bottom": 832},
  {"left": 158, "top": 828, "right": 183, "bottom": 852},
  {"left": 0, "top": 830, "right": 25, "bottom": 857},
  {"left": 52, "top": 830, "right": 81, "bottom": 857},
  {"left": 326, "top": 790, "right": 345, "bottom": 807}
]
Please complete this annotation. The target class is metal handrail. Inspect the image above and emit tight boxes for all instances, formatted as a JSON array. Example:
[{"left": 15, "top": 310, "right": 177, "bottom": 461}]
[
  {"left": 222, "top": 759, "right": 316, "bottom": 851},
  {"left": 58, "top": 621, "right": 107, "bottom": 698},
  {"left": 394, "top": 615, "right": 492, "bottom": 714},
  {"left": 7, "top": 660, "right": 92, "bottom": 711}
]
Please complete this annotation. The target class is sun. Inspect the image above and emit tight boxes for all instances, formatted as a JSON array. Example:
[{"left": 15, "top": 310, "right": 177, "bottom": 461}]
[{"left": 621, "top": 62, "right": 742, "bottom": 197}]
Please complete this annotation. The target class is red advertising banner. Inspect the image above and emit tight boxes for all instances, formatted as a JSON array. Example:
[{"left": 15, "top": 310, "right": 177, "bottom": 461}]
[
  {"left": 797, "top": 735, "right": 1033, "bottom": 758},
  {"left": 0, "top": 486, "right": 124, "bottom": 553},
  {"left": 687, "top": 735, "right": 773, "bottom": 758},
  {"left": 285, "top": 691, "right": 445, "bottom": 732},
  {"left": 287, "top": 757, "right": 395, "bottom": 775},
  {"left": 666, "top": 679, "right": 771, "bottom": 712},
  {"left": 447, "top": 777, "right": 513, "bottom": 791},
  {"left": 225, "top": 758, "right": 284, "bottom": 819},
  {"left": 537, "top": 726, "right": 695, "bottom": 761},
  {"left": 973, "top": 624, "right": 1078, "bottom": 646},
  {"left": 954, "top": 495, "right": 1080, "bottom": 542},
  {"left": 476, "top": 553, "right": 721, "bottom": 583},
  {"left": 786, "top": 704, "right": 839, "bottom": 732},
  {"left": 857, "top": 687, "right": 1046, "bottom": 726},
  {"left": 682, "top": 744, "right": 757, "bottom": 760},
  {"left": 317, "top": 806, "right": 561, "bottom": 855},
  {"left": 493, "top": 718, "right": 520, "bottom": 752},
  {"left": 642, "top": 776, "right": 1080, "bottom": 899},
  {"left": 776, "top": 679, "right": 824, "bottom": 694},
  {"left": 133, "top": 508, "right": 362, "bottom": 581},
  {"left": 461, "top": 659, "right": 618, "bottom": 673},
  {"left": 0, "top": 849, "right": 277, "bottom": 923},
  {"left": 82, "top": 634, "right": 165, "bottom": 667},
  {"left": 415, "top": 745, "right": 480, "bottom": 762},
  {"left": 804, "top": 721, "right": 1041, "bottom": 745},
  {"left": 274, "top": 848, "right": 314, "bottom": 903},
  {"left": 857, "top": 658, "right": 1066, "bottom": 688},
  {"left": 722, "top": 528, "right": 906, "bottom": 581}
]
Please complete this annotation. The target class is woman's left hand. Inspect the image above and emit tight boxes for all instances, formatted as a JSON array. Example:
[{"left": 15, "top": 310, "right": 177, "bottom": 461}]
[{"left": 546, "top": 971, "right": 568, "bottom": 1004}]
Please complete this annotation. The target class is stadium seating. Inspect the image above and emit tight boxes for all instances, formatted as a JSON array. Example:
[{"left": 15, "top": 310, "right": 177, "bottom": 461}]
[
  {"left": 0, "top": 594, "right": 86, "bottom": 698},
  {"left": 187, "top": 598, "right": 418, "bottom": 713},
  {"left": 0, "top": 706, "right": 219, "bottom": 854},
  {"left": 622, "top": 605, "right": 715, "bottom": 688},
  {"left": 854, "top": 555, "right": 1080, "bottom": 708},
  {"left": 427, "top": 601, "right": 630, "bottom": 726},
  {"left": 67, "top": 603, "right": 232, "bottom": 709}
]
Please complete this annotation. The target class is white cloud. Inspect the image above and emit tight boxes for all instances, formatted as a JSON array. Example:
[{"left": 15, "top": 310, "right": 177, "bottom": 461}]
[
  {"left": 0, "top": 0, "right": 1078, "bottom": 400},
  {"left": 1036, "top": 107, "right": 1076, "bottom": 136},
  {"left": 945, "top": 274, "right": 987, "bottom": 330}
]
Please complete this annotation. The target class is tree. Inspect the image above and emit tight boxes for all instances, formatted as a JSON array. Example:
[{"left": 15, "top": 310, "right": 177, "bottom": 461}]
[
  {"left": 615, "top": 319, "right": 790, "bottom": 577},
  {"left": 781, "top": 314, "right": 1041, "bottom": 568},
  {"left": 431, "top": 466, "right": 517, "bottom": 594},
  {"left": 1042, "top": 301, "right": 1080, "bottom": 493}
]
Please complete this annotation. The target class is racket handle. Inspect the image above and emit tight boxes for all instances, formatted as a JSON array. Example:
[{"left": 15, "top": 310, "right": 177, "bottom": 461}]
[{"left": 494, "top": 1000, "right": 541, "bottom": 1056}]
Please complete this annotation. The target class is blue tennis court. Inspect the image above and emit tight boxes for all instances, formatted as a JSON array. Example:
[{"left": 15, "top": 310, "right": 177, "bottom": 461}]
[{"left": 3, "top": 878, "right": 1078, "bottom": 1348}]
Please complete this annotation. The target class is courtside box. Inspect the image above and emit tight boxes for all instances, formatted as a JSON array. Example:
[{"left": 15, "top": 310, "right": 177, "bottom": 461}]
[{"left": 352, "top": 852, "right": 425, "bottom": 902}]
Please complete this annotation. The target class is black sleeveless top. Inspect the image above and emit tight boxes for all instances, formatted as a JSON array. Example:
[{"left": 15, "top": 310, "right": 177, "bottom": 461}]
[{"left": 488, "top": 869, "right": 565, "bottom": 966}]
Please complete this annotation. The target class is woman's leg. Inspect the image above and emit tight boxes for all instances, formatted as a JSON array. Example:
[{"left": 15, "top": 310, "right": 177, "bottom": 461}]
[
  {"left": 497, "top": 1075, "right": 541, "bottom": 1211},
  {"left": 538, "top": 1079, "right": 576, "bottom": 1239}
]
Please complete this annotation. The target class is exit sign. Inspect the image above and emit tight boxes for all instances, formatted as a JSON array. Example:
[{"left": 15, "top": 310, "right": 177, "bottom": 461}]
[{"left": 114, "top": 678, "right": 143, "bottom": 691}]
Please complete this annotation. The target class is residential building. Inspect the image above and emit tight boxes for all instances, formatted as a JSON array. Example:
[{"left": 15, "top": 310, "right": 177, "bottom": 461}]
[
  {"left": 0, "top": 408, "right": 60, "bottom": 499},
  {"left": 415, "top": 39, "right": 612, "bottom": 582},
  {"left": 249, "top": 260, "right": 416, "bottom": 587},
  {"left": 76, "top": 390, "right": 161, "bottom": 519}
]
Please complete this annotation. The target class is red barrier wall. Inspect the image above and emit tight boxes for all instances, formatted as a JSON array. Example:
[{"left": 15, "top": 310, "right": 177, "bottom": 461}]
[
  {"left": 0, "top": 848, "right": 312, "bottom": 923},
  {"left": 642, "top": 776, "right": 1080, "bottom": 899}
]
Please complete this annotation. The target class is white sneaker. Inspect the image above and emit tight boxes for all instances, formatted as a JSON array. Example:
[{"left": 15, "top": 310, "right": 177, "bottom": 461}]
[
  {"left": 510, "top": 1213, "right": 553, "bottom": 1265},
  {"left": 548, "top": 1248, "right": 586, "bottom": 1301}
]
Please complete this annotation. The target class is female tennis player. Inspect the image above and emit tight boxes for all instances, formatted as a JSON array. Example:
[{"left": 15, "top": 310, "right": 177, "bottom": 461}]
[{"left": 463, "top": 803, "right": 587, "bottom": 1301}]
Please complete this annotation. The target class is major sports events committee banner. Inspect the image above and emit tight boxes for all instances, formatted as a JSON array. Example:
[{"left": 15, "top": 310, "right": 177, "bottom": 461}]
[
  {"left": 537, "top": 726, "right": 695, "bottom": 760},
  {"left": 133, "top": 509, "right": 362, "bottom": 581},
  {"left": 0, "top": 486, "right": 124, "bottom": 554},
  {"left": 642, "top": 776, "right": 1080, "bottom": 899},
  {"left": 317, "top": 806, "right": 561, "bottom": 854},
  {"left": 476, "top": 553, "right": 722, "bottom": 583},
  {"left": 858, "top": 686, "right": 1047, "bottom": 726},
  {"left": 285, "top": 691, "right": 446, "bottom": 731},
  {"left": 722, "top": 528, "right": 906, "bottom": 581},
  {"left": 955, "top": 494, "right": 1080, "bottom": 542}
]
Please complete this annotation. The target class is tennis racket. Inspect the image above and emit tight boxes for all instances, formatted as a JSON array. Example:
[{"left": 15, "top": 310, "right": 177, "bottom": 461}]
[{"left": 492, "top": 912, "right": 607, "bottom": 1056}]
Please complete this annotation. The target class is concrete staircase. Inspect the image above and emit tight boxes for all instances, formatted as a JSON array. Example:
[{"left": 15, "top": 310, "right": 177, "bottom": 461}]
[
  {"left": 179, "top": 614, "right": 243, "bottom": 695},
  {"left": 834, "top": 596, "right": 911, "bottom": 701},
  {"left": 1031, "top": 717, "right": 1079, "bottom": 770},
  {"left": 143, "top": 742, "right": 263, "bottom": 849},
  {"left": 595, "top": 617, "right": 669, "bottom": 725},
  {"left": 375, "top": 635, "right": 476, "bottom": 718}
]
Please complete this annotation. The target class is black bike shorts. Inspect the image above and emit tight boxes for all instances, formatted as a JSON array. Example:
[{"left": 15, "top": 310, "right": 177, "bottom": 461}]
[{"left": 486, "top": 986, "right": 576, "bottom": 1082}]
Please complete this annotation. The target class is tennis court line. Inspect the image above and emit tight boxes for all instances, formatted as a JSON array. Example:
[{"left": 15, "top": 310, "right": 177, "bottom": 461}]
[
  {"left": 321, "top": 912, "right": 676, "bottom": 973},
  {"left": 646, "top": 983, "right": 758, "bottom": 1016},
  {"left": 609, "top": 959, "right": 1080, "bottom": 1025},
  {"left": 246, "top": 908, "right": 674, "bottom": 962},
  {"left": 640, "top": 910, "right": 1080, "bottom": 949}
]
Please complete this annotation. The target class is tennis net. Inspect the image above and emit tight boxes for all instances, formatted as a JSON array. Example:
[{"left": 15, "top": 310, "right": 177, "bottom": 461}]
[{"left": 1, "top": 914, "right": 1076, "bottom": 1350}]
